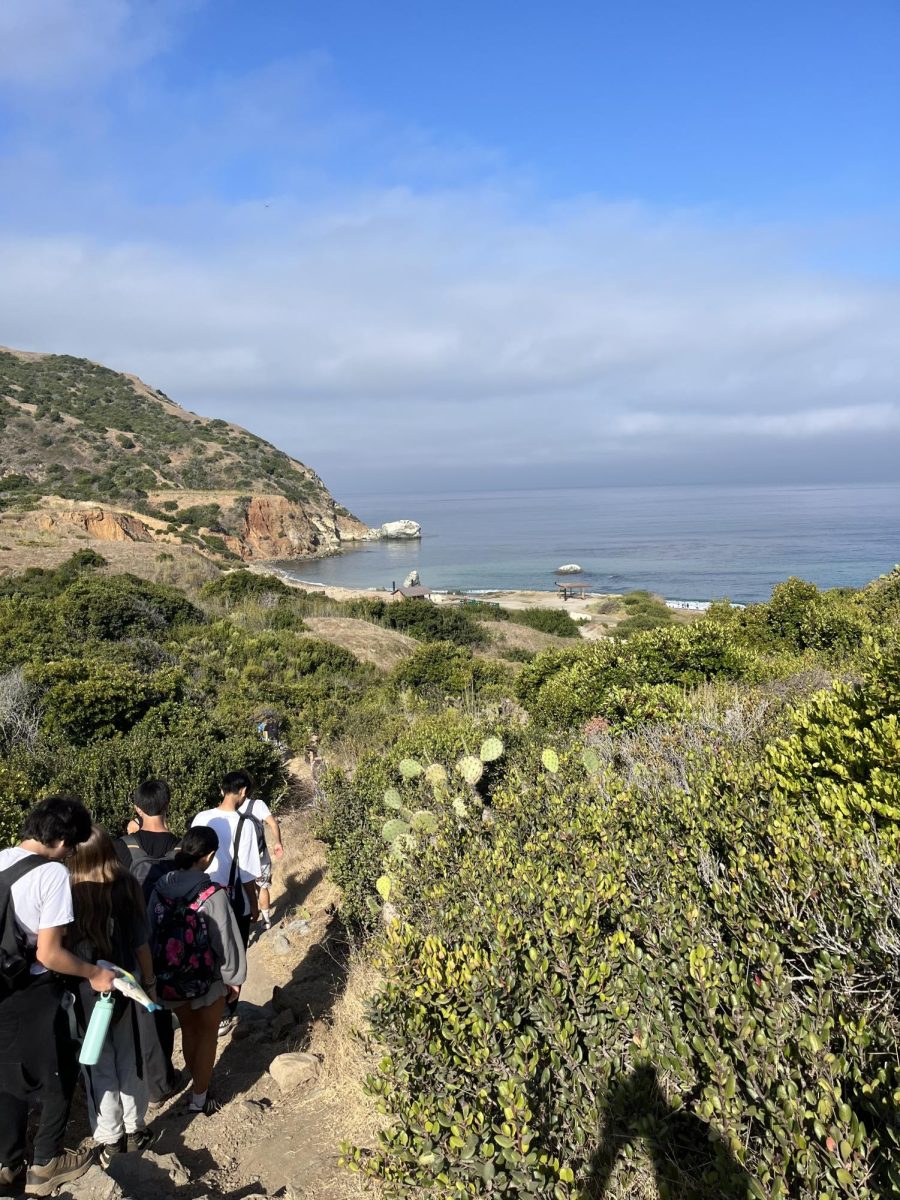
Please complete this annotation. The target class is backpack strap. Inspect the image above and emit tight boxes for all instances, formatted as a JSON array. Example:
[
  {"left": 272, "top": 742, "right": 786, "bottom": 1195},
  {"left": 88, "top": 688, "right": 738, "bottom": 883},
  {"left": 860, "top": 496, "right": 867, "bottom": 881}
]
[
  {"left": 227, "top": 814, "right": 250, "bottom": 894},
  {"left": 190, "top": 883, "right": 221, "bottom": 910},
  {"left": 0, "top": 854, "right": 47, "bottom": 888},
  {"left": 122, "top": 835, "right": 149, "bottom": 864}
]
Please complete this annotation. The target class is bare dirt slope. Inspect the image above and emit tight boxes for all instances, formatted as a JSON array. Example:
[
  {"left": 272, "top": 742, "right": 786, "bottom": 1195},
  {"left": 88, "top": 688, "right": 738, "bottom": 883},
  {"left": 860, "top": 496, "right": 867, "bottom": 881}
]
[{"left": 302, "top": 616, "right": 418, "bottom": 670}]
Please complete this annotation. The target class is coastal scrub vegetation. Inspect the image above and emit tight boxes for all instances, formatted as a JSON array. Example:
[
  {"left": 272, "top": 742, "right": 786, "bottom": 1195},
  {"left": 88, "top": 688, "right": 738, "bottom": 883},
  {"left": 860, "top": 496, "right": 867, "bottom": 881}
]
[
  {"left": 320, "top": 569, "right": 900, "bottom": 1198},
  {"left": 3, "top": 549, "right": 900, "bottom": 1197}
]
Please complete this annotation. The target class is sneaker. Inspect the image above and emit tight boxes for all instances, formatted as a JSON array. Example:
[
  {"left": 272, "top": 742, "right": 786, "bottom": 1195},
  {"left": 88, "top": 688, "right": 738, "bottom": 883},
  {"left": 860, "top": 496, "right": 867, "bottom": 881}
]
[
  {"left": 0, "top": 1163, "right": 26, "bottom": 1196},
  {"left": 25, "top": 1148, "right": 94, "bottom": 1196},
  {"left": 96, "top": 1139, "right": 123, "bottom": 1170},
  {"left": 186, "top": 1093, "right": 222, "bottom": 1116},
  {"left": 217, "top": 1012, "right": 236, "bottom": 1038},
  {"left": 125, "top": 1128, "right": 158, "bottom": 1154}
]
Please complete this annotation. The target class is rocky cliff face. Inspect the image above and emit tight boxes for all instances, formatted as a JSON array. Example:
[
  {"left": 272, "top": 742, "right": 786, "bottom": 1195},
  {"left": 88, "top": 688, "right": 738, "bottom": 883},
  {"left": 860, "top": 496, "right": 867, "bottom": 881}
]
[
  {"left": 36, "top": 504, "right": 154, "bottom": 543},
  {"left": 223, "top": 495, "right": 371, "bottom": 561}
]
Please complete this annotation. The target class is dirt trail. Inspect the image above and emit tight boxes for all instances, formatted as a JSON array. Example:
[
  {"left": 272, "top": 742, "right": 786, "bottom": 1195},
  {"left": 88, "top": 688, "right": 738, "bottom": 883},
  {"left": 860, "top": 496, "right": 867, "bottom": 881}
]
[{"left": 64, "top": 781, "right": 375, "bottom": 1200}]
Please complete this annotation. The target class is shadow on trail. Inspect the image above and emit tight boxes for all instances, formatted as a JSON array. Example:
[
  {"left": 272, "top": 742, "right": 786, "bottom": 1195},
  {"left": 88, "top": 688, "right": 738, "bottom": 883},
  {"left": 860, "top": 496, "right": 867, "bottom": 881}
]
[
  {"left": 585, "top": 1064, "right": 753, "bottom": 1199},
  {"left": 213, "top": 867, "right": 351, "bottom": 1108},
  {"left": 268, "top": 864, "right": 325, "bottom": 925}
]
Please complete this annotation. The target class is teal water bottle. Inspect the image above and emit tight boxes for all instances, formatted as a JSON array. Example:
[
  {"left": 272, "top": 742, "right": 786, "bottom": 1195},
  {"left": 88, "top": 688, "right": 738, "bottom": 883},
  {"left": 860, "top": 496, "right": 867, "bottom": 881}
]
[{"left": 79, "top": 992, "right": 115, "bottom": 1066}]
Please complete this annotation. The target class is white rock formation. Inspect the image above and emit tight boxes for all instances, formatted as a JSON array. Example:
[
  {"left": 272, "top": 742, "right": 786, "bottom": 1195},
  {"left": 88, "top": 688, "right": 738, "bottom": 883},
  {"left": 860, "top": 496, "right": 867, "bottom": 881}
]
[
  {"left": 380, "top": 519, "right": 422, "bottom": 539},
  {"left": 556, "top": 563, "right": 583, "bottom": 574},
  {"left": 403, "top": 569, "right": 421, "bottom": 587}
]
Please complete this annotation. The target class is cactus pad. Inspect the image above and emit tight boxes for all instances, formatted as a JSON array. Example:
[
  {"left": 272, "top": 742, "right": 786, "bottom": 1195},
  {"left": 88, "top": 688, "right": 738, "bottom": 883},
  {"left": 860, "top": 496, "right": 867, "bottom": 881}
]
[
  {"left": 398, "top": 758, "right": 423, "bottom": 779},
  {"left": 541, "top": 748, "right": 560, "bottom": 774},
  {"left": 456, "top": 755, "right": 484, "bottom": 785},
  {"left": 479, "top": 736, "right": 504, "bottom": 762}
]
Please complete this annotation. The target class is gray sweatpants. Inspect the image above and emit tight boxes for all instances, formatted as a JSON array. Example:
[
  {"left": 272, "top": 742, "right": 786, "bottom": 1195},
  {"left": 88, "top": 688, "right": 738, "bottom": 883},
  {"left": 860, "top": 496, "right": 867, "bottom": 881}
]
[{"left": 82, "top": 1013, "right": 148, "bottom": 1145}]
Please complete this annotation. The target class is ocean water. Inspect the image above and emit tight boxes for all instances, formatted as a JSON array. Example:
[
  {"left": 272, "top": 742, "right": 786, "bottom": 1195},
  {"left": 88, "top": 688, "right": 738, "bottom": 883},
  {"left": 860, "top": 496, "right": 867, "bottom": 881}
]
[{"left": 279, "top": 484, "right": 900, "bottom": 604}]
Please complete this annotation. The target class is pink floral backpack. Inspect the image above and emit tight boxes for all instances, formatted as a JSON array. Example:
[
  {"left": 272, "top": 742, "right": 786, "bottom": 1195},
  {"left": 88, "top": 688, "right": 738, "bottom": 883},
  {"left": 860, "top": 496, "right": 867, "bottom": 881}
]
[{"left": 150, "top": 882, "right": 220, "bottom": 1001}]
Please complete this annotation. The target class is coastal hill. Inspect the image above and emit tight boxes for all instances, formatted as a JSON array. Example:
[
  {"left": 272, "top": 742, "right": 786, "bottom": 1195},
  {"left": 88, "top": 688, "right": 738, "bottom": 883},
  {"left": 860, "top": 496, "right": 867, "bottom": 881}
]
[{"left": 0, "top": 346, "right": 369, "bottom": 569}]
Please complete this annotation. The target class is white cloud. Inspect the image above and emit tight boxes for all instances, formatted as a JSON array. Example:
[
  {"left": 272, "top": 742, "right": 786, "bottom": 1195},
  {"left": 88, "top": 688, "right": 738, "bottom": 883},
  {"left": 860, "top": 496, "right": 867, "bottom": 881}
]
[
  {"left": 2, "top": 188, "right": 898, "bottom": 489},
  {"left": 0, "top": 0, "right": 184, "bottom": 88}
]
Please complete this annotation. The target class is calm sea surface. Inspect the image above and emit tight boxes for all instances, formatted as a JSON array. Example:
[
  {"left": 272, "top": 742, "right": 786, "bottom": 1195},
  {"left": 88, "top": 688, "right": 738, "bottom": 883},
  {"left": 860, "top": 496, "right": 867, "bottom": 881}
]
[{"left": 279, "top": 484, "right": 900, "bottom": 604}]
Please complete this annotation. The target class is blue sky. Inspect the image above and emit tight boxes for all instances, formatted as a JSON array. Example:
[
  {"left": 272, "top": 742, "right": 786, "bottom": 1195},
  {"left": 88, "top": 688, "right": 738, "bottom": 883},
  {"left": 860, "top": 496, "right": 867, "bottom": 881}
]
[{"left": 1, "top": 0, "right": 899, "bottom": 492}]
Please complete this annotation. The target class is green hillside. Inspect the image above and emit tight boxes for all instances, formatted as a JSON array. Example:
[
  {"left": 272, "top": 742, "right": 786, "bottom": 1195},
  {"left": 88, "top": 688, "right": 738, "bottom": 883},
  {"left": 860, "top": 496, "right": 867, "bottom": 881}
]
[{"left": 0, "top": 348, "right": 337, "bottom": 510}]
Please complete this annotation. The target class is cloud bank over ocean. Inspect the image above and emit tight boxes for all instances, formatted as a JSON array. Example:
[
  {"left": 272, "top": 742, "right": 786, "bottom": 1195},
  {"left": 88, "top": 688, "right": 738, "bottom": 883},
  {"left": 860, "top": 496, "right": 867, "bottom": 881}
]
[{"left": 1, "top": 0, "right": 898, "bottom": 491}]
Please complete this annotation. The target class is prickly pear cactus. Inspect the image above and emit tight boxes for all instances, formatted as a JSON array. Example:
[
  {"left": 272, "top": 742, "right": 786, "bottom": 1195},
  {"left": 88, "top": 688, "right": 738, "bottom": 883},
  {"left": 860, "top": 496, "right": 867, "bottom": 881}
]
[
  {"left": 398, "top": 758, "right": 423, "bottom": 779},
  {"left": 541, "top": 747, "right": 560, "bottom": 774},
  {"left": 456, "top": 755, "right": 484, "bottom": 785},
  {"left": 479, "top": 736, "right": 504, "bottom": 762}
]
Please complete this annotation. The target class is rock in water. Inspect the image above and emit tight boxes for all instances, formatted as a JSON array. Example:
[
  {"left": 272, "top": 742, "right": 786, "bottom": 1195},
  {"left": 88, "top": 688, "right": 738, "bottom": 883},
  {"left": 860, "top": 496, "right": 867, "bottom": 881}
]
[
  {"left": 380, "top": 519, "right": 422, "bottom": 539},
  {"left": 556, "top": 563, "right": 583, "bottom": 574},
  {"left": 269, "top": 1050, "right": 320, "bottom": 1091},
  {"left": 403, "top": 569, "right": 421, "bottom": 587}
]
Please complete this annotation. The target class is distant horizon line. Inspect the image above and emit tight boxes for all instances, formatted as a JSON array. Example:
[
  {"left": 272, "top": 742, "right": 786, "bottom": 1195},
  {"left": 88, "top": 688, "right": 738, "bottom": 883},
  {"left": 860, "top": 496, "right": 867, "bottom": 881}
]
[{"left": 336, "top": 479, "right": 900, "bottom": 499}]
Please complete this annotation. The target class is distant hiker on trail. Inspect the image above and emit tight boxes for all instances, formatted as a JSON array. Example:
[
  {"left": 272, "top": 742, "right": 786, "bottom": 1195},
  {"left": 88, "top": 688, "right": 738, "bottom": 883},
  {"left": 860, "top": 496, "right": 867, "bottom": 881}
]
[
  {"left": 0, "top": 797, "right": 116, "bottom": 1198},
  {"left": 147, "top": 827, "right": 246, "bottom": 1117},
  {"left": 68, "top": 826, "right": 156, "bottom": 1168},
  {"left": 190, "top": 770, "right": 260, "bottom": 1033},
  {"left": 238, "top": 790, "right": 284, "bottom": 933},
  {"left": 115, "top": 780, "right": 182, "bottom": 1104}
]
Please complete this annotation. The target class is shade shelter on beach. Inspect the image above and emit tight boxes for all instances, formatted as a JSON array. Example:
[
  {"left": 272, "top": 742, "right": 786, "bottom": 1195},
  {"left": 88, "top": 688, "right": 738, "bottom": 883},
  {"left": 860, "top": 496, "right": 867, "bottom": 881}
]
[{"left": 555, "top": 581, "right": 592, "bottom": 602}]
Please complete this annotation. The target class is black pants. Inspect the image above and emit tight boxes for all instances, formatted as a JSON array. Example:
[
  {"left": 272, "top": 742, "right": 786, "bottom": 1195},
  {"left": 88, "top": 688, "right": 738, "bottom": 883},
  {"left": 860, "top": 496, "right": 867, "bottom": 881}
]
[
  {"left": 136, "top": 1005, "right": 177, "bottom": 1102},
  {"left": 0, "top": 976, "right": 79, "bottom": 1168}
]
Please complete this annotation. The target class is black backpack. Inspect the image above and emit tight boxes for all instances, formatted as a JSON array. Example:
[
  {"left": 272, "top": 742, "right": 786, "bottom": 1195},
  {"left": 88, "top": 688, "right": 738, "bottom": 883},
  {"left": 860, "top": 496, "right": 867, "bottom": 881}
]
[
  {"left": 243, "top": 799, "right": 267, "bottom": 861},
  {"left": 121, "top": 833, "right": 180, "bottom": 900},
  {"left": 0, "top": 855, "right": 45, "bottom": 1000}
]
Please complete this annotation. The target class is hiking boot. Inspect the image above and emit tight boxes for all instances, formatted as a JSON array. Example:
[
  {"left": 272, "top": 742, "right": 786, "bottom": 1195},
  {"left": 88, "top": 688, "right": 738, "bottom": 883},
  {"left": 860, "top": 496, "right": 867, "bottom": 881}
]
[
  {"left": 125, "top": 1128, "right": 158, "bottom": 1154},
  {"left": 186, "top": 1092, "right": 222, "bottom": 1116},
  {"left": 96, "top": 1138, "right": 124, "bottom": 1169},
  {"left": 25, "top": 1148, "right": 93, "bottom": 1196},
  {"left": 0, "top": 1162, "right": 26, "bottom": 1196}
]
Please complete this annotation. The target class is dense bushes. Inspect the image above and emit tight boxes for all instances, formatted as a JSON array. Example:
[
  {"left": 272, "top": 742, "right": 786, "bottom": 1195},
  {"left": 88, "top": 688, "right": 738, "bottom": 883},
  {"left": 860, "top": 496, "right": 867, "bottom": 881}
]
[
  {"left": 517, "top": 622, "right": 761, "bottom": 728},
  {"left": 347, "top": 598, "right": 484, "bottom": 646},
  {"left": 342, "top": 650, "right": 900, "bottom": 1197},
  {"left": 468, "top": 602, "right": 581, "bottom": 639}
]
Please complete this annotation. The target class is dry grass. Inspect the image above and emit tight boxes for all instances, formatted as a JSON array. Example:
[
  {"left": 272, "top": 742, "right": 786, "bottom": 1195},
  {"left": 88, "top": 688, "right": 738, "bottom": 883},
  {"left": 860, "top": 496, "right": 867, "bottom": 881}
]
[
  {"left": 477, "top": 619, "right": 574, "bottom": 655},
  {"left": 308, "top": 955, "right": 385, "bottom": 1147},
  {"left": 303, "top": 616, "right": 418, "bottom": 670}
]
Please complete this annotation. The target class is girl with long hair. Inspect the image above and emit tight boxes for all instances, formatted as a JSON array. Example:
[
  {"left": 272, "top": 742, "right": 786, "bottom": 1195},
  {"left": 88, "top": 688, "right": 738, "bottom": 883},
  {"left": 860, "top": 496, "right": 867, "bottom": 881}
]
[
  {"left": 68, "top": 826, "right": 156, "bottom": 1166},
  {"left": 147, "top": 826, "right": 246, "bottom": 1115}
]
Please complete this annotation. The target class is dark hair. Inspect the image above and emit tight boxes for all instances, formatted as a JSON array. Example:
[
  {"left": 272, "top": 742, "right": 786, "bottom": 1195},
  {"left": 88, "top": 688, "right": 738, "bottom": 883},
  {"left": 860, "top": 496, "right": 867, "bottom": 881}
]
[
  {"left": 21, "top": 796, "right": 92, "bottom": 849},
  {"left": 133, "top": 779, "right": 170, "bottom": 816},
  {"left": 173, "top": 826, "right": 218, "bottom": 870},
  {"left": 221, "top": 769, "right": 253, "bottom": 797}
]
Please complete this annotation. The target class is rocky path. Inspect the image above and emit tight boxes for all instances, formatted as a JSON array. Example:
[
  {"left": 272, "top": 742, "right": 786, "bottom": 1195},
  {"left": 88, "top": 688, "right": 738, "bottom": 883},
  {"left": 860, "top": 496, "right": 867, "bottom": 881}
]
[{"left": 58, "top": 797, "right": 376, "bottom": 1200}]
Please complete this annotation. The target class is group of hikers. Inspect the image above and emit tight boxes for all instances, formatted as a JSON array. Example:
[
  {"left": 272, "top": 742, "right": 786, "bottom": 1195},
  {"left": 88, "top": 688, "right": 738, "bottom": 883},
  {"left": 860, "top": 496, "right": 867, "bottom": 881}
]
[{"left": 0, "top": 769, "right": 283, "bottom": 1197}]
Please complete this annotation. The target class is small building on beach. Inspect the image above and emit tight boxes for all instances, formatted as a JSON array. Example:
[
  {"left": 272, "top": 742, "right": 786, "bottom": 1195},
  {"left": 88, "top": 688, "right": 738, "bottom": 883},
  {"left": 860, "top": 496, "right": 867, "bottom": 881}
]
[{"left": 391, "top": 584, "right": 433, "bottom": 601}]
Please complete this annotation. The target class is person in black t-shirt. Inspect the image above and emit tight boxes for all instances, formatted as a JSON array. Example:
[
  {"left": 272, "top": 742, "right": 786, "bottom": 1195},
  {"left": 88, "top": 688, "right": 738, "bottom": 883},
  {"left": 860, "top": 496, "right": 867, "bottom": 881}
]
[{"left": 115, "top": 781, "right": 182, "bottom": 1105}]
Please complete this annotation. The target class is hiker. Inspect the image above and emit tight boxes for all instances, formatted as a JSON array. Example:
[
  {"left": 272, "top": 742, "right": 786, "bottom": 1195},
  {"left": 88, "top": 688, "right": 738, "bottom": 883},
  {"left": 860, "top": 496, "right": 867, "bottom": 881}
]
[
  {"left": 237, "top": 789, "right": 284, "bottom": 933},
  {"left": 147, "top": 827, "right": 246, "bottom": 1116},
  {"left": 68, "top": 826, "right": 156, "bottom": 1168},
  {"left": 115, "top": 780, "right": 181, "bottom": 1103},
  {"left": 192, "top": 770, "right": 260, "bottom": 1033},
  {"left": 0, "top": 797, "right": 116, "bottom": 1198}
]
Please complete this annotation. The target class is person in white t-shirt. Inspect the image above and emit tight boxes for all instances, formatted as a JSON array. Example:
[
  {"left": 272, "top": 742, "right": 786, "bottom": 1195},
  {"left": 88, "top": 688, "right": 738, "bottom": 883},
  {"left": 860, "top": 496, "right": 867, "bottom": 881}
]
[
  {"left": 0, "top": 796, "right": 116, "bottom": 1197},
  {"left": 191, "top": 770, "right": 261, "bottom": 1036},
  {"left": 237, "top": 793, "right": 283, "bottom": 932},
  {"left": 191, "top": 770, "right": 260, "bottom": 946}
]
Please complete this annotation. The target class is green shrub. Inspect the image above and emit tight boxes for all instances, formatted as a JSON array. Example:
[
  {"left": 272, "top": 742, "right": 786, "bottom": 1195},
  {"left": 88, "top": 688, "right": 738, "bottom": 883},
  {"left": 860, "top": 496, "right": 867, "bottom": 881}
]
[
  {"left": 391, "top": 641, "right": 507, "bottom": 695},
  {"left": 201, "top": 570, "right": 292, "bottom": 603},
  {"left": 518, "top": 622, "right": 761, "bottom": 728},
  {"left": 56, "top": 574, "right": 204, "bottom": 640},
  {"left": 345, "top": 662, "right": 900, "bottom": 1197}
]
